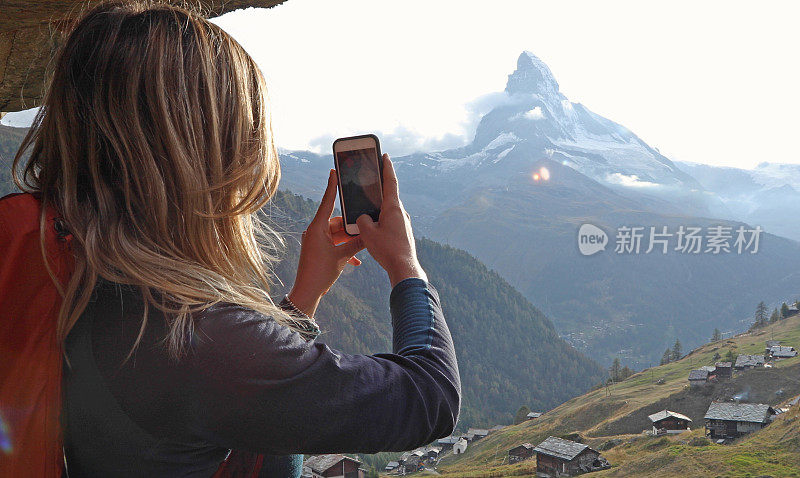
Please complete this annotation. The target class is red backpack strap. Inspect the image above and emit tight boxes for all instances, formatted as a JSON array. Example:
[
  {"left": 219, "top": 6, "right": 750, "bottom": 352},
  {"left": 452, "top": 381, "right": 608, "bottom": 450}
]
[{"left": 0, "top": 193, "right": 73, "bottom": 478}]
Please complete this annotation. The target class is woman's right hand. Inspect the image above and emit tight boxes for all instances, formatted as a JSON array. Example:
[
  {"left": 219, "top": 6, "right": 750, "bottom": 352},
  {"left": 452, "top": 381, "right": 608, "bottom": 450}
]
[{"left": 356, "top": 154, "right": 428, "bottom": 288}]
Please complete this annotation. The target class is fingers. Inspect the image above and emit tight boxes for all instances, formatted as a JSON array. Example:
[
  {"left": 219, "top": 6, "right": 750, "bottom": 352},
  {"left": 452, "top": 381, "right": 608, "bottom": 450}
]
[
  {"left": 347, "top": 256, "right": 362, "bottom": 266},
  {"left": 329, "top": 216, "right": 344, "bottom": 235},
  {"left": 337, "top": 235, "right": 365, "bottom": 261},
  {"left": 381, "top": 154, "right": 400, "bottom": 207},
  {"left": 311, "top": 170, "right": 338, "bottom": 229},
  {"left": 356, "top": 214, "right": 377, "bottom": 237}
]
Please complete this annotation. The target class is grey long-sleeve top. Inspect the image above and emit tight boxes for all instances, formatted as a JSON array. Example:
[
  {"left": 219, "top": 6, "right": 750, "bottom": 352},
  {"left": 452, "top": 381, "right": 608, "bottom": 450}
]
[{"left": 62, "top": 277, "right": 461, "bottom": 477}]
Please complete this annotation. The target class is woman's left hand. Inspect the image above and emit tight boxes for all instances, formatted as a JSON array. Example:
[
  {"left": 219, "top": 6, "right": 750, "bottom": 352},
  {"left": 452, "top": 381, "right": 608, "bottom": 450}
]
[{"left": 287, "top": 169, "right": 366, "bottom": 317}]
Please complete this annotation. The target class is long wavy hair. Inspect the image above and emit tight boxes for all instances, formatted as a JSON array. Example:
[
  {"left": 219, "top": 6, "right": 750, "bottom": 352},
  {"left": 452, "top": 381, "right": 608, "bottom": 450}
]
[{"left": 13, "top": 0, "right": 311, "bottom": 361}]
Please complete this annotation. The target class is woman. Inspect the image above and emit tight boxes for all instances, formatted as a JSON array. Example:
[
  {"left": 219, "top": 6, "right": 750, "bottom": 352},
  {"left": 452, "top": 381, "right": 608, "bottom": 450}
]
[{"left": 10, "top": 1, "right": 460, "bottom": 476}]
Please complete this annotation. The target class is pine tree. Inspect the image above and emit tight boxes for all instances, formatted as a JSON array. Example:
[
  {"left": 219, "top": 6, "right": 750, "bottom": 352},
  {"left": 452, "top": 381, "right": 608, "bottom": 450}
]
[
  {"left": 610, "top": 358, "right": 622, "bottom": 382},
  {"left": 660, "top": 348, "right": 672, "bottom": 365},
  {"left": 514, "top": 405, "right": 531, "bottom": 425},
  {"left": 713, "top": 351, "right": 721, "bottom": 361},
  {"left": 770, "top": 308, "right": 780, "bottom": 323},
  {"left": 620, "top": 366, "right": 634, "bottom": 380},
  {"left": 671, "top": 339, "right": 682, "bottom": 361},
  {"left": 724, "top": 349, "right": 736, "bottom": 362},
  {"left": 711, "top": 328, "right": 722, "bottom": 342},
  {"left": 755, "top": 301, "right": 768, "bottom": 327},
  {"left": 781, "top": 302, "right": 790, "bottom": 319}
]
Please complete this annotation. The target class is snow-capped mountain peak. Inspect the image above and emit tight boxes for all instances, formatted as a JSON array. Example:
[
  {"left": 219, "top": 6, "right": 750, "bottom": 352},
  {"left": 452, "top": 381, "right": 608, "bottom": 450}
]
[{"left": 505, "top": 51, "right": 562, "bottom": 100}]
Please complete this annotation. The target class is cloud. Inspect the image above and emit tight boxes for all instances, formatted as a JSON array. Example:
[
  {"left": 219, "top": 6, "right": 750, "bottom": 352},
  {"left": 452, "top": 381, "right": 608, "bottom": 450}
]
[
  {"left": 511, "top": 106, "right": 544, "bottom": 121},
  {"left": 307, "top": 91, "right": 527, "bottom": 156},
  {"left": 606, "top": 172, "right": 660, "bottom": 188},
  {"left": 309, "top": 125, "right": 468, "bottom": 157}
]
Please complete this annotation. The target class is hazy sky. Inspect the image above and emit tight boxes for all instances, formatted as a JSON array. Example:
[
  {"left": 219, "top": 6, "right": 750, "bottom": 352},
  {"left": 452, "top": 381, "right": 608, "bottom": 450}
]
[{"left": 4, "top": 0, "right": 798, "bottom": 168}]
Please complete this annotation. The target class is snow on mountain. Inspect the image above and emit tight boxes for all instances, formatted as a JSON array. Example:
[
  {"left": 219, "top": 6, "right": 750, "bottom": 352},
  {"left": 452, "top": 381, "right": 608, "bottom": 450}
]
[{"left": 400, "top": 51, "right": 700, "bottom": 194}]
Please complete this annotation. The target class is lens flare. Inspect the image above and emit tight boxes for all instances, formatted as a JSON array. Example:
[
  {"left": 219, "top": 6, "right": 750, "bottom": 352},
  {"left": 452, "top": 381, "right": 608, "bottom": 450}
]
[
  {"left": 540, "top": 167, "right": 550, "bottom": 181},
  {"left": 532, "top": 166, "right": 550, "bottom": 183},
  {"left": 0, "top": 412, "right": 12, "bottom": 454}
]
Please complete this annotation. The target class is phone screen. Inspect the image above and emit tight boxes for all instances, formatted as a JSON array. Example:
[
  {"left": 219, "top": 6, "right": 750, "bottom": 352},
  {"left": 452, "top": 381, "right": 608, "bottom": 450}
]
[{"left": 336, "top": 147, "right": 382, "bottom": 224}]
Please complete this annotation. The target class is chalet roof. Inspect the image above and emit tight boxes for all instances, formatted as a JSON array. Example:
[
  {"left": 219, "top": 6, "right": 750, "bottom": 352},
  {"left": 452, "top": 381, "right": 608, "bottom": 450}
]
[
  {"left": 509, "top": 443, "right": 534, "bottom": 452},
  {"left": 526, "top": 412, "right": 542, "bottom": 418},
  {"left": 648, "top": 410, "right": 692, "bottom": 423},
  {"left": 766, "top": 340, "right": 781, "bottom": 347},
  {"left": 769, "top": 346, "right": 797, "bottom": 358},
  {"left": 715, "top": 362, "right": 732, "bottom": 368},
  {"left": 734, "top": 354, "right": 765, "bottom": 368},
  {"left": 688, "top": 369, "right": 709, "bottom": 381},
  {"left": 467, "top": 428, "right": 489, "bottom": 436},
  {"left": 304, "top": 454, "right": 360, "bottom": 473},
  {"left": 410, "top": 449, "right": 425, "bottom": 457},
  {"left": 427, "top": 446, "right": 442, "bottom": 454},
  {"left": 534, "top": 436, "right": 594, "bottom": 461},
  {"left": 438, "top": 436, "right": 460, "bottom": 445},
  {"left": 385, "top": 461, "right": 399, "bottom": 468},
  {"left": 699, "top": 365, "right": 717, "bottom": 372},
  {"left": 704, "top": 402, "right": 776, "bottom": 424}
]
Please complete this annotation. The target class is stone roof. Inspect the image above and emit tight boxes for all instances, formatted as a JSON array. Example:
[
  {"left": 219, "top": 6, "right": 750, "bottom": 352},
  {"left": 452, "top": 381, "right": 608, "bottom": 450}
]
[
  {"left": 715, "top": 362, "right": 732, "bottom": 368},
  {"left": 526, "top": 411, "right": 542, "bottom": 418},
  {"left": 467, "top": 427, "right": 489, "bottom": 436},
  {"left": 0, "top": 0, "right": 287, "bottom": 112},
  {"left": 304, "top": 454, "right": 360, "bottom": 473},
  {"left": 648, "top": 409, "right": 692, "bottom": 423},
  {"left": 534, "top": 436, "right": 594, "bottom": 461},
  {"left": 385, "top": 461, "right": 400, "bottom": 469},
  {"left": 735, "top": 354, "right": 765, "bottom": 368},
  {"left": 688, "top": 369, "right": 709, "bottom": 381},
  {"left": 770, "top": 346, "right": 797, "bottom": 358},
  {"left": 704, "top": 402, "right": 776, "bottom": 424},
  {"left": 509, "top": 443, "right": 534, "bottom": 453}
]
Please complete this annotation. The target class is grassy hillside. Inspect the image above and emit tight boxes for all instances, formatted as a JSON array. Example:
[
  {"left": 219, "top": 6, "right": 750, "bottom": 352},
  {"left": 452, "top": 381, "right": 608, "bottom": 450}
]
[{"left": 435, "top": 314, "right": 800, "bottom": 476}]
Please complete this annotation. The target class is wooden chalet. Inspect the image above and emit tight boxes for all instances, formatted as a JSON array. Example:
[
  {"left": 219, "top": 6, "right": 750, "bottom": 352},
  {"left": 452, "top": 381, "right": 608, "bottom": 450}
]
[
  {"left": 303, "top": 454, "right": 365, "bottom": 478},
  {"left": 384, "top": 461, "right": 399, "bottom": 473},
  {"left": 688, "top": 369, "right": 710, "bottom": 387},
  {"left": 466, "top": 428, "right": 489, "bottom": 441},
  {"left": 704, "top": 402, "right": 777, "bottom": 439},
  {"left": 436, "top": 436, "right": 460, "bottom": 451},
  {"left": 768, "top": 345, "right": 797, "bottom": 359},
  {"left": 648, "top": 410, "right": 692, "bottom": 434},
  {"left": 714, "top": 362, "right": 733, "bottom": 380},
  {"left": 734, "top": 354, "right": 765, "bottom": 370},
  {"left": 526, "top": 411, "right": 543, "bottom": 420},
  {"left": 533, "top": 436, "right": 610, "bottom": 477},
  {"left": 508, "top": 443, "right": 534, "bottom": 464}
]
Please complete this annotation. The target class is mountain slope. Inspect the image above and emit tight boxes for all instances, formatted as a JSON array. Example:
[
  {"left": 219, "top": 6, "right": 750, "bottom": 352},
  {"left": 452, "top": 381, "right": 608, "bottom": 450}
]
[
  {"left": 266, "top": 190, "right": 605, "bottom": 426},
  {"left": 436, "top": 314, "right": 800, "bottom": 476},
  {"left": 278, "top": 51, "right": 800, "bottom": 369},
  {"left": 677, "top": 160, "right": 800, "bottom": 242}
]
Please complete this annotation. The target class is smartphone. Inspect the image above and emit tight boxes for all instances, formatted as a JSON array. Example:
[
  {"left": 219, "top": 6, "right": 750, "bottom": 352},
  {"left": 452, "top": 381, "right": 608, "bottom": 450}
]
[{"left": 332, "top": 134, "right": 384, "bottom": 236}]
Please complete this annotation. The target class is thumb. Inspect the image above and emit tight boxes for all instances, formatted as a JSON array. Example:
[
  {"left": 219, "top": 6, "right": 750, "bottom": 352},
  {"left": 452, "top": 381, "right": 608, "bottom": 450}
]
[
  {"left": 337, "top": 235, "right": 365, "bottom": 261},
  {"left": 356, "top": 214, "right": 377, "bottom": 237}
]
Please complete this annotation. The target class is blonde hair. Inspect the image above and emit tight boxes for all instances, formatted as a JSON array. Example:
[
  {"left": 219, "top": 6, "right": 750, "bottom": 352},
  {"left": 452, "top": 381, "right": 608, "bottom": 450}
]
[{"left": 13, "top": 0, "right": 311, "bottom": 361}]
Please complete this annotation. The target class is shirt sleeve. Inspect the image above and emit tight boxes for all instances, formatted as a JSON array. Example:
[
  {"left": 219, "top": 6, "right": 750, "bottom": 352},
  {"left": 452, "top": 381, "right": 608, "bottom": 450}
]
[{"left": 186, "top": 277, "right": 461, "bottom": 455}]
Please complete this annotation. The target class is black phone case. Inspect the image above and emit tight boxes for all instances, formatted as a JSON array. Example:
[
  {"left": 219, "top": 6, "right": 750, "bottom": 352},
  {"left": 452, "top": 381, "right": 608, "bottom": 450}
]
[{"left": 332, "top": 134, "right": 383, "bottom": 236}]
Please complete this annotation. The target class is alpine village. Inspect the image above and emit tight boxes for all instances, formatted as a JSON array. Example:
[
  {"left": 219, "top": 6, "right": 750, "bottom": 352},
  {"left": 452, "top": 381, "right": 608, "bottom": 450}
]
[{"left": 302, "top": 306, "right": 800, "bottom": 478}]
